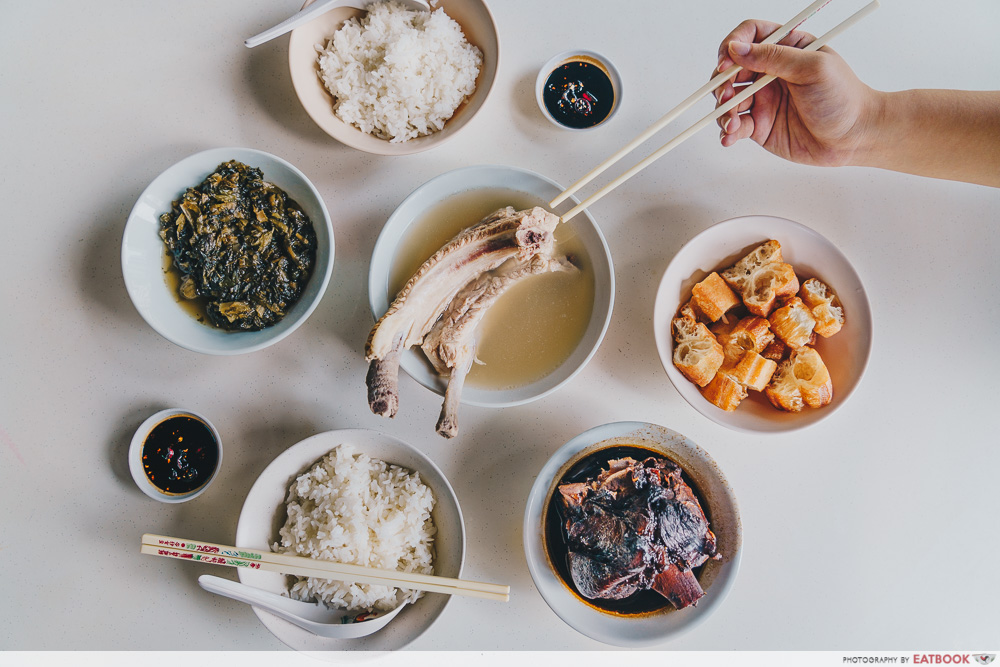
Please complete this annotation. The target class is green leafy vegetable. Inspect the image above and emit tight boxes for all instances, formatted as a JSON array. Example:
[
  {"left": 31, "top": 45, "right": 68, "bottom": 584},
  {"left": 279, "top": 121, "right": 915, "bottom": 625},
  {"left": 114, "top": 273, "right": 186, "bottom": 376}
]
[{"left": 159, "top": 160, "right": 317, "bottom": 331}]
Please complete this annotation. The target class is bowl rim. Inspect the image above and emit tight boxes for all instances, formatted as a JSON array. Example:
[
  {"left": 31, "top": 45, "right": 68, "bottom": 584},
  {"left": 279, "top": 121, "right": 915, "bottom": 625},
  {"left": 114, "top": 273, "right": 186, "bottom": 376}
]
[
  {"left": 127, "top": 408, "right": 223, "bottom": 503},
  {"left": 522, "top": 421, "right": 742, "bottom": 647},
  {"left": 535, "top": 48, "right": 623, "bottom": 131},
  {"left": 287, "top": 0, "right": 501, "bottom": 155},
  {"left": 653, "top": 214, "right": 874, "bottom": 434},
  {"left": 366, "top": 163, "right": 616, "bottom": 408},
  {"left": 121, "top": 146, "right": 335, "bottom": 355}
]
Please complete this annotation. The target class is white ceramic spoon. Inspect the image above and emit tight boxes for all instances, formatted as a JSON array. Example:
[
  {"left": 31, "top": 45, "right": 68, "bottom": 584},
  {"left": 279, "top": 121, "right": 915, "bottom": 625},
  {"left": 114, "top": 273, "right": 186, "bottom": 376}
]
[
  {"left": 245, "top": 0, "right": 431, "bottom": 48},
  {"left": 198, "top": 575, "right": 407, "bottom": 638}
]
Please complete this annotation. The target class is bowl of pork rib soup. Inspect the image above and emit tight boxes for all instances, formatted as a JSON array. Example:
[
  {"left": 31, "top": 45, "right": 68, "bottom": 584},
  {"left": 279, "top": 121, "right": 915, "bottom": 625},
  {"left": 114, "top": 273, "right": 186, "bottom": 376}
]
[{"left": 366, "top": 165, "right": 615, "bottom": 438}]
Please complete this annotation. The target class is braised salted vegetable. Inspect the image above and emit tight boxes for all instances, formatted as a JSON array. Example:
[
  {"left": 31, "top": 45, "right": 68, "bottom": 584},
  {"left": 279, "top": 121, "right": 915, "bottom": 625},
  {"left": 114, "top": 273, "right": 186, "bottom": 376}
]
[{"left": 158, "top": 160, "right": 317, "bottom": 331}]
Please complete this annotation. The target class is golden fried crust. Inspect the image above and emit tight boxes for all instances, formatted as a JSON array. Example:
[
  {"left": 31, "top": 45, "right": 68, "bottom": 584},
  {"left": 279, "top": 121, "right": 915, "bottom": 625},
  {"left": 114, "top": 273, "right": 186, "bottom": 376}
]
[
  {"left": 672, "top": 316, "right": 724, "bottom": 387},
  {"left": 700, "top": 372, "right": 747, "bottom": 411},
  {"left": 691, "top": 272, "right": 740, "bottom": 322},
  {"left": 769, "top": 297, "right": 817, "bottom": 349},
  {"left": 799, "top": 278, "right": 845, "bottom": 338},
  {"left": 721, "top": 241, "right": 799, "bottom": 317},
  {"left": 764, "top": 346, "right": 832, "bottom": 411},
  {"left": 729, "top": 351, "right": 778, "bottom": 392},
  {"left": 716, "top": 315, "right": 775, "bottom": 368}
]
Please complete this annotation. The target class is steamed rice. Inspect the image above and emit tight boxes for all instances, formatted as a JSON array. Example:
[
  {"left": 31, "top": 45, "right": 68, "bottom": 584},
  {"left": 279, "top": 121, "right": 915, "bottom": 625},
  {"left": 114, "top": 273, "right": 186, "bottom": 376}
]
[
  {"left": 272, "top": 443, "right": 436, "bottom": 611},
  {"left": 316, "top": 1, "right": 482, "bottom": 142}
]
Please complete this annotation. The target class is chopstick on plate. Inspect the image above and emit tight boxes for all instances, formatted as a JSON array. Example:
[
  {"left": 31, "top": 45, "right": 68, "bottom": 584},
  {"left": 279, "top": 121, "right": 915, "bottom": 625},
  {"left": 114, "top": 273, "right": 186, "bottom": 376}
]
[
  {"left": 552, "top": 0, "right": 880, "bottom": 223},
  {"left": 140, "top": 533, "right": 510, "bottom": 602}
]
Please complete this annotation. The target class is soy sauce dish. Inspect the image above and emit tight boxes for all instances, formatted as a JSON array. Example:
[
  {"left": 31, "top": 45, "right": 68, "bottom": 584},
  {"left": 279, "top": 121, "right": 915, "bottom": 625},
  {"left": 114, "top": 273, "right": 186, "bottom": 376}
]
[
  {"left": 128, "top": 409, "right": 222, "bottom": 503},
  {"left": 536, "top": 50, "right": 622, "bottom": 130}
]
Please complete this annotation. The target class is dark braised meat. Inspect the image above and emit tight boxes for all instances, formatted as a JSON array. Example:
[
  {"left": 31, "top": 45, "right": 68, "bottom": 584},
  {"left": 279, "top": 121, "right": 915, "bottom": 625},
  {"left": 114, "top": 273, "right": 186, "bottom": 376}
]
[
  {"left": 557, "top": 456, "right": 719, "bottom": 609},
  {"left": 158, "top": 160, "right": 317, "bottom": 331}
]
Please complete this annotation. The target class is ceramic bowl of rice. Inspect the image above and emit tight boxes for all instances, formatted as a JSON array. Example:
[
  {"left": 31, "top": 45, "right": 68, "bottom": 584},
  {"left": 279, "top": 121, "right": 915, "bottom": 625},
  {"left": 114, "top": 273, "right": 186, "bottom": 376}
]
[
  {"left": 288, "top": 0, "right": 499, "bottom": 155},
  {"left": 235, "top": 428, "right": 465, "bottom": 651}
]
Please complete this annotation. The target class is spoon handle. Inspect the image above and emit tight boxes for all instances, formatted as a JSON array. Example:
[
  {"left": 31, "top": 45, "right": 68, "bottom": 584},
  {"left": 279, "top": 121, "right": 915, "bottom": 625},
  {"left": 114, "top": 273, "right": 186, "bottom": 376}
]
[
  {"left": 197, "top": 575, "right": 332, "bottom": 631},
  {"left": 244, "top": 0, "right": 363, "bottom": 48}
]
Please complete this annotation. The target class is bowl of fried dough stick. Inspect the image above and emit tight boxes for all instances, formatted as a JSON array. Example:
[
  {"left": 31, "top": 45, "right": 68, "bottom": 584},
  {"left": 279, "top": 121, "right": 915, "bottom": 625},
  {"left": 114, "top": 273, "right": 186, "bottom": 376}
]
[{"left": 653, "top": 216, "right": 873, "bottom": 434}]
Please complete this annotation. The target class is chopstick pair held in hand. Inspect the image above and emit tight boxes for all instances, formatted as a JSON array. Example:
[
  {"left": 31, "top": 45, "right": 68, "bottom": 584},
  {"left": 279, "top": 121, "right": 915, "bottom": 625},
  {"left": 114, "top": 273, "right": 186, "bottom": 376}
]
[
  {"left": 551, "top": 0, "right": 880, "bottom": 223},
  {"left": 140, "top": 534, "right": 510, "bottom": 602}
]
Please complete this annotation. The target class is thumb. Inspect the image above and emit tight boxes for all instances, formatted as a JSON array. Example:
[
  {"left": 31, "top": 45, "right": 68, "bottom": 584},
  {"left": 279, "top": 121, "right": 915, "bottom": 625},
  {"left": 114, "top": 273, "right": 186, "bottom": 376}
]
[{"left": 728, "top": 40, "right": 823, "bottom": 85}]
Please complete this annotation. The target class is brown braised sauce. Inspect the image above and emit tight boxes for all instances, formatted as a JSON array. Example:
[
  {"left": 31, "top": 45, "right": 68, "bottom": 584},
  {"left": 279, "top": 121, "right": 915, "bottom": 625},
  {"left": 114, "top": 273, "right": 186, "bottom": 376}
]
[
  {"left": 544, "top": 444, "right": 709, "bottom": 616},
  {"left": 141, "top": 415, "right": 219, "bottom": 495}
]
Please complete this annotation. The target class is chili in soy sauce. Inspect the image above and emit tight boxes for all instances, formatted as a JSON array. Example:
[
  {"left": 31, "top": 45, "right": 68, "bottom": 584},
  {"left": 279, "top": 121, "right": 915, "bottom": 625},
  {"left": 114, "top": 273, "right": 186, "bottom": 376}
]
[
  {"left": 542, "top": 58, "right": 616, "bottom": 129},
  {"left": 141, "top": 415, "right": 219, "bottom": 495}
]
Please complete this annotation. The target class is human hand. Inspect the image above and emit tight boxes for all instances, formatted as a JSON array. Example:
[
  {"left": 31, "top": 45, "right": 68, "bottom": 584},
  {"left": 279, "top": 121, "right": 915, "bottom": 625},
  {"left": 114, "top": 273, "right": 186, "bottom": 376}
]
[{"left": 713, "top": 19, "right": 879, "bottom": 167}]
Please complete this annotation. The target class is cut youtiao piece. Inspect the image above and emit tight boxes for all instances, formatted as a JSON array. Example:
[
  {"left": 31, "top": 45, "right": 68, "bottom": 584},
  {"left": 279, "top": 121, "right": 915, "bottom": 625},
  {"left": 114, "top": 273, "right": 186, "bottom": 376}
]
[
  {"left": 700, "top": 371, "right": 747, "bottom": 411},
  {"left": 729, "top": 351, "right": 778, "bottom": 392},
  {"left": 365, "top": 206, "right": 560, "bottom": 418},
  {"left": 765, "top": 346, "right": 833, "bottom": 411},
  {"left": 713, "top": 315, "right": 775, "bottom": 369},
  {"left": 421, "top": 254, "right": 576, "bottom": 438},
  {"left": 690, "top": 271, "right": 740, "bottom": 322},
  {"left": 721, "top": 240, "right": 799, "bottom": 317},
  {"left": 768, "top": 296, "right": 817, "bottom": 349},
  {"left": 672, "top": 314, "right": 724, "bottom": 387},
  {"left": 799, "top": 278, "right": 845, "bottom": 337}
]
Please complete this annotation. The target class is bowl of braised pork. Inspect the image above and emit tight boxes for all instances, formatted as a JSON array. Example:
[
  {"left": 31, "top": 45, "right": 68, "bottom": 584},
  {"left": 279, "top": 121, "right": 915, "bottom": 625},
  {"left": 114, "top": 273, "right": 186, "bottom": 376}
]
[
  {"left": 365, "top": 165, "right": 614, "bottom": 439},
  {"left": 523, "top": 421, "right": 742, "bottom": 647},
  {"left": 653, "top": 216, "right": 873, "bottom": 434}
]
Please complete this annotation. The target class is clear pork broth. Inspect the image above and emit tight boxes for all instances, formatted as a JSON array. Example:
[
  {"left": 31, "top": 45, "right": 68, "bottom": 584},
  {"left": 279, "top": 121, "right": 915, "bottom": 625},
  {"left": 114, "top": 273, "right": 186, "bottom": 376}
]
[{"left": 388, "top": 188, "right": 595, "bottom": 390}]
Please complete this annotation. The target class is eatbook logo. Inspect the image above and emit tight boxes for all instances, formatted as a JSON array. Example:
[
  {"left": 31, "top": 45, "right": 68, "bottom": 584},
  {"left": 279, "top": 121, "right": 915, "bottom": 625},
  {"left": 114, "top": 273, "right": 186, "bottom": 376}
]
[{"left": 973, "top": 656, "right": 995, "bottom": 666}]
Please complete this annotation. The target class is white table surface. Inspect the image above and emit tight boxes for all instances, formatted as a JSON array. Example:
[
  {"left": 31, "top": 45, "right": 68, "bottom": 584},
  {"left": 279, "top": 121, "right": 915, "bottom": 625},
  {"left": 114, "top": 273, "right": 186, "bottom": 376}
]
[{"left": 2, "top": 0, "right": 999, "bottom": 654}]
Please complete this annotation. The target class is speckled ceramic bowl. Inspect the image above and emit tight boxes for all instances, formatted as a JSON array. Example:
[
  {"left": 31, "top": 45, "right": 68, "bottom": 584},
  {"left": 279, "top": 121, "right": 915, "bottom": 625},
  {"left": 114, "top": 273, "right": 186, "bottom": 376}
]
[{"left": 523, "top": 421, "right": 742, "bottom": 647}]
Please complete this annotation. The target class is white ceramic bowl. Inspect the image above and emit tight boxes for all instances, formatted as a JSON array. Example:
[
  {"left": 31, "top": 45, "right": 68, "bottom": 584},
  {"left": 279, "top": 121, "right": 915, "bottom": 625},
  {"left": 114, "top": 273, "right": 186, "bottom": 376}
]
[
  {"left": 122, "top": 147, "right": 334, "bottom": 355},
  {"left": 368, "top": 164, "right": 615, "bottom": 408},
  {"left": 523, "top": 421, "right": 742, "bottom": 647},
  {"left": 288, "top": 0, "right": 500, "bottom": 155},
  {"left": 535, "top": 49, "right": 623, "bottom": 130},
  {"left": 128, "top": 408, "right": 222, "bottom": 503},
  {"left": 235, "top": 429, "right": 465, "bottom": 651},
  {"left": 654, "top": 215, "right": 873, "bottom": 434}
]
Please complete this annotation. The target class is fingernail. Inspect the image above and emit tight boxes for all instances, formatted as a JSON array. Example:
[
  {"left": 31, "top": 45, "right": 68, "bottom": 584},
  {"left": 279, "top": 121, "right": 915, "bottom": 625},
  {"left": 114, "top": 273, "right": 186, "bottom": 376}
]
[
  {"left": 721, "top": 117, "right": 731, "bottom": 133},
  {"left": 729, "top": 41, "right": 751, "bottom": 56}
]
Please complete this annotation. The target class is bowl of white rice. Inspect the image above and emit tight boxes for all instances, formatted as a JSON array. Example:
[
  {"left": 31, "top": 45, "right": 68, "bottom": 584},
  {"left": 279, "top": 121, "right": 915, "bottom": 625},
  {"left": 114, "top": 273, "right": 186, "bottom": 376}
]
[
  {"left": 288, "top": 0, "right": 499, "bottom": 155},
  {"left": 235, "top": 429, "right": 465, "bottom": 651}
]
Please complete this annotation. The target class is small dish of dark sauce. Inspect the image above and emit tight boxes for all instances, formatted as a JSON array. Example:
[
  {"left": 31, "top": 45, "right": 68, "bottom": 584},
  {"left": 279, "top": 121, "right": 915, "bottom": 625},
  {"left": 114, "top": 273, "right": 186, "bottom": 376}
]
[
  {"left": 543, "top": 444, "right": 709, "bottom": 616},
  {"left": 128, "top": 409, "right": 222, "bottom": 502},
  {"left": 537, "top": 51, "right": 621, "bottom": 130}
]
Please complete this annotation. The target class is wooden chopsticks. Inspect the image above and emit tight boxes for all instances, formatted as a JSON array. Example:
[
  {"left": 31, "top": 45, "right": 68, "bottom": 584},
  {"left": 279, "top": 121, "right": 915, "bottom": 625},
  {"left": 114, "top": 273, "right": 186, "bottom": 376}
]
[
  {"left": 141, "top": 533, "right": 510, "bottom": 602},
  {"left": 552, "top": 0, "right": 880, "bottom": 223}
]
